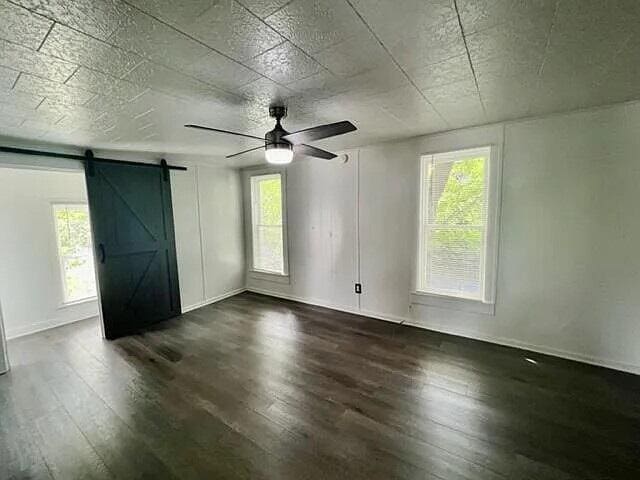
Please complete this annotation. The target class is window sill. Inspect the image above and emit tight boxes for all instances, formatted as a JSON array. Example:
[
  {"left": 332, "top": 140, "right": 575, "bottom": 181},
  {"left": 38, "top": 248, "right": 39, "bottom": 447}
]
[
  {"left": 248, "top": 270, "right": 290, "bottom": 284},
  {"left": 58, "top": 297, "right": 97, "bottom": 309},
  {"left": 410, "top": 291, "right": 495, "bottom": 315}
]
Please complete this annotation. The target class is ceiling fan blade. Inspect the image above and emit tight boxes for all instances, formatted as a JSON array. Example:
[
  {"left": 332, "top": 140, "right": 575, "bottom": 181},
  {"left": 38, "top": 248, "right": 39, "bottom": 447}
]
[
  {"left": 226, "top": 144, "right": 271, "bottom": 159},
  {"left": 294, "top": 144, "right": 337, "bottom": 160},
  {"left": 282, "top": 121, "right": 356, "bottom": 145},
  {"left": 185, "top": 124, "right": 264, "bottom": 141}
]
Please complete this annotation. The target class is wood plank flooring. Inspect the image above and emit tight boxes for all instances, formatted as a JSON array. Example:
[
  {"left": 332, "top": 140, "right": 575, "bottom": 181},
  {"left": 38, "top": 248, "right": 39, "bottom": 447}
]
[{"left": 1, "top": 291, "right": 639, "bottom": 479}]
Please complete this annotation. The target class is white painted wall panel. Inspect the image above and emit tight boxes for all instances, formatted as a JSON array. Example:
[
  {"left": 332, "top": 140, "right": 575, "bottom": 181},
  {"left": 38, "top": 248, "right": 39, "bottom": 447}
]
[
  {"left": 0, "top": 167, "right": 99, "bottom": 339},
  {"left": 360, "top": 123, "right": 504, "bottom": 321},
  {"left": 197, "top": 165, "right": 246, "bottom": 301},
  {"left": 358, "top": 139, "right": 420, "bottom": 319},
  {"left": 171, "top": 164, "right": 245, "bottom": 311},
  {"left": 170, "top": 167, "right": 205, "bottom": 309},
  {"left": 396, "top": 110, "right": 640, "bottom": 374},
  {"left": 246, "top": 102, "right": 640, "bottom": 374},
  {"left": 246, "top": 154, "right": 359, "bottom": 311}
]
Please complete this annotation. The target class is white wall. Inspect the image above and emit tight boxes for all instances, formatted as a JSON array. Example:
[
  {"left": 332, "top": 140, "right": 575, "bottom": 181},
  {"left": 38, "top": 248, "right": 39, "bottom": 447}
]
[
  {"left": 0, "top": 149, "right": 245, "bottom": 347},
  {"left": 0, "top": 300, "right": 8, "bottom": 373},
  {"left": 245, "top": 154, "right": 359, "bottom": 312},
  {"left": 0, "top": 167, "right": 99, "bottom": 339},
  {"left": 246, "top": 101, "right": 640, "bottom": 374},
  {"left": 171, "top": 164, "right": 245, "bottom": 312}
]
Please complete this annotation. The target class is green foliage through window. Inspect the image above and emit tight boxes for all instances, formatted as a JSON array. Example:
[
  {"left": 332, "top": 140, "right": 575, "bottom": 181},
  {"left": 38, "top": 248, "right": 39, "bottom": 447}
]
[
  {"left": 258, "top": 177, "right": 282, "bottom": 226},
  {"left": 54, "top": 204, "right": 97, "bottom": 303},
  {"left": 429, "top": 157, "right": 485, "bottom": 250},
  {"left": 421, "top": 147, "right": 490, "bottom": 300},
  {"left": 251, "top": 174, "right": 285, "bottom": 274}
]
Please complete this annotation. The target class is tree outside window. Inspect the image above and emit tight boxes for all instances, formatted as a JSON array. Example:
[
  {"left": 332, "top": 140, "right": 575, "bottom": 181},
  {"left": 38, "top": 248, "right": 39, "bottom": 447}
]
[
  {"left": 250, "top": 174, "right": 285, "bottom": 274},
  {"left": 53, "top": 204, "right": 97, "bottom": 303},
  {"left": 420, "top": 147, "right": 490, "bottom": 300}
]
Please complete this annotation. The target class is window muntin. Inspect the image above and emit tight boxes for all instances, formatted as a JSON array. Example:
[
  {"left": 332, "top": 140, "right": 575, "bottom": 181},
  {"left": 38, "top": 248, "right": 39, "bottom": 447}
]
[
  {"left": 418, "top": 147, "right": 492, "bottom": 302},
  {"left": 250, "top": 174, "right": 285, "bottom": 275},
  {"left": 53, "top": 204, "right": 97, "bottom": 303}
]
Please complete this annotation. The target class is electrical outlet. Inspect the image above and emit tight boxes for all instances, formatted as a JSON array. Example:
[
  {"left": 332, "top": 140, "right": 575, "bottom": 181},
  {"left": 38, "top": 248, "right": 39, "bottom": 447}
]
[{"left": 355, "top": 283, "right": 362, "bottom": 294}]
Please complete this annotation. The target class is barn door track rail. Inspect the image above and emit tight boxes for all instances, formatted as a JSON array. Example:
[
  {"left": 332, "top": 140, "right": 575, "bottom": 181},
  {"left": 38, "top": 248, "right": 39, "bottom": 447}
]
[{"left": 0, "top": 145, "right": 187, "bottom": 172}]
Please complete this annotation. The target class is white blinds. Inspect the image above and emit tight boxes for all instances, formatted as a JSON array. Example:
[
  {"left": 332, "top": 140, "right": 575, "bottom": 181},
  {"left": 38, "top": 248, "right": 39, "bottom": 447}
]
[
  {"left": 419, "top": 147, "right": 491, "bottom": 301},
  {"left": 251, "top": 174, "right": 285, "bottom": 274}
]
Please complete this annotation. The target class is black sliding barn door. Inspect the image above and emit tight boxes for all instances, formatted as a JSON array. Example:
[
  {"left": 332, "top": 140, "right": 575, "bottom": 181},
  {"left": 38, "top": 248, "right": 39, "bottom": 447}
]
[{"left": 85, "top": 160, "right": 181, "bottom": 339}]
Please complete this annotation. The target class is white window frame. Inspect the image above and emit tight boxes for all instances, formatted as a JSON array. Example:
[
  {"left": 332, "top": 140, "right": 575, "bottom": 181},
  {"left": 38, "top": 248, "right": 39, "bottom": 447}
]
[
  {"left": 245, "top": 168, "right": 289, "bottom": 281},
  {"left": 51, "top": 202, "right": 98, "bottom": 306},
  {"left": 413, "top": 143, "right": 502, "bottom": 315}
]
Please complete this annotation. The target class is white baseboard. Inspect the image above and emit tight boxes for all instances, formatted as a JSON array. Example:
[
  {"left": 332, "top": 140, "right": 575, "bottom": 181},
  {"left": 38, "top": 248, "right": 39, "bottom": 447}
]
[
  {"left": 5, "top": 289, "right": 246, "bottom": 340},
  {"left": 7, "top": 314, "right": 99, "bottom": 340},
  {"left": 400, "top": 319, "right": 640, "bottom": 376},
  {"left": 246, "top": 287, "right": 640, "bottom": 376},
  {"left": 246, "top": 287, "right": 365, "bottom": 318},
  {"left": 182, "top": 287, "right": 247, "bottom": 313}
]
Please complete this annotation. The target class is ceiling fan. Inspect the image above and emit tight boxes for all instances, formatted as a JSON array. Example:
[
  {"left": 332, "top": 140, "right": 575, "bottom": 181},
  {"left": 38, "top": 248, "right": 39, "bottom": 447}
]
[{"left": 185, "top": 106, "right": 357, "bottom": 165}]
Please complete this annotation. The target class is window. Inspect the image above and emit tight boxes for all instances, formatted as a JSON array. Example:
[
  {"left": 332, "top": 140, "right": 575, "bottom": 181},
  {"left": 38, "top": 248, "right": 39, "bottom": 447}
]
[
  {"left": 53, "top": 204, "right": 97, "bottom": 303},
  {"left": 418, "top": 146, "right": 496, "bottom": 303},
  {"left": 250, "top": 173, "right": 286, "bottom": 275}
]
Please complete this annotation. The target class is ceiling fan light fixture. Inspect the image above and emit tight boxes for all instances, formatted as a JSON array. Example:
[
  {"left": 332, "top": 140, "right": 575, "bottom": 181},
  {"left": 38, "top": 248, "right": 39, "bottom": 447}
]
[
  {"left": 185, "top": 105, "right": 356, "bottom": 161},
  {"left": 265, "top": 143, "right": 293, "bottom": 164}
]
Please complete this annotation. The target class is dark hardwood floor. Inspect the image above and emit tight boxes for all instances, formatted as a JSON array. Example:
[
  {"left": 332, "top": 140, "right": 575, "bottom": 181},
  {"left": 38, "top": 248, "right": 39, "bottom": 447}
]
[{"left": 1, "top": 292, "right": 639, "bottom": 480}]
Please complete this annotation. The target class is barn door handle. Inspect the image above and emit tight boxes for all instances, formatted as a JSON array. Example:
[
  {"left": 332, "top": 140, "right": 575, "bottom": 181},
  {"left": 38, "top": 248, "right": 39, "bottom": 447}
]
[{"left": 98, "top": 243, "right": 106, "bottom": 264}]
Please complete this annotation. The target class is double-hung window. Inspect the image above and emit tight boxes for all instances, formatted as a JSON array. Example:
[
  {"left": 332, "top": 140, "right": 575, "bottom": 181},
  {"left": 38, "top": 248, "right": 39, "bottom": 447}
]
[
  {"left": 250, "top": 173, "right": 287, "bottom": 275},
  {"left": 417, "top": 146, "right": 498, "bottom": 305},
  {"left": 53, "top": 203, "right": 97, "bottom": 304}
]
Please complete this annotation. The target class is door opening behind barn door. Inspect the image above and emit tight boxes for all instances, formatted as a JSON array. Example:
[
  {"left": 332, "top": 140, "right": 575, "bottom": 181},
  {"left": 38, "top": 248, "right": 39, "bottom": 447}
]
[{"left": 0, "top": 150, "right": 185, "bottom": 372}]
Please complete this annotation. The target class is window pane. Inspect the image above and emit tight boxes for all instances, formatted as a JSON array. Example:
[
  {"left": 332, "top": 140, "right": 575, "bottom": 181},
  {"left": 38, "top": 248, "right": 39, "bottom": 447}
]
[
  {"left": 63, "top": 255, "right": 97, "bottom": 302},
  {"left": 54, "top": 204, "right": 97, "bottom": 303},
  {"left": 420, "top": 147, "right": 490, "bottom": 300},
  {"left": 55, "top": 206, "right": 92, "bottom": 254},
  {"left": 251, "top": 174, "right": 285, "bottom": 274},
  {"left": 426, "top": 227, "right": 483, "bottom": 298},
  {"left": 255, "top": 226, "right": 284, "bottom": 273},
  {"left": 258, "top": 177, "right": 283, "bottom": 226},
  {"left": 427, "top": 156, "right": 485, "bottom": 226}
]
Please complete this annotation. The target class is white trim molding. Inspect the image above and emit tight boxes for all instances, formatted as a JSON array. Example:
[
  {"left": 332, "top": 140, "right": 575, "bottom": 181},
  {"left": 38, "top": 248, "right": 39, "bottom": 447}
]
[
  {"left": 415, "top": 137, "right": 503, "bottom": 312},
  {"left": 246, "top": 287, "right": 365, "bottom": 319},
  {"left": 247, "top": 270, "right": 290, "bottom": 284},
  {"left": 6, "top": 313, "right": 99, "bottom": 340},
  {"left": 242, "top": 166, "right": 290, "bottom": 279},
  {"left": 247, "top": 287, "right": 640, "bottom": 376},
  {"left": 410, "top": 291, "right": 495, "bottom": 315},
  {"left": 181, "top": 287, "right": 247, "bottom": 314},
  {"left": 401, "top": 318, "right": 640, "bottom": 376}
]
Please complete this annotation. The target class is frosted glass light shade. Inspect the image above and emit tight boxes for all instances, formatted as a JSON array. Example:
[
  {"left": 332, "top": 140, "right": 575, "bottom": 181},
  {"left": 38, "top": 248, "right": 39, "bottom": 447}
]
[{"left": 265, "top": 147, "right": 293, "bottom": 164}]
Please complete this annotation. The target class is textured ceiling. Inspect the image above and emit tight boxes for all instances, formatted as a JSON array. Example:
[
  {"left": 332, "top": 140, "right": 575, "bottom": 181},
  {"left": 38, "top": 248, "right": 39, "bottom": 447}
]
[{"left": 0, "top": 0, "right": 639, "bottom": 163}]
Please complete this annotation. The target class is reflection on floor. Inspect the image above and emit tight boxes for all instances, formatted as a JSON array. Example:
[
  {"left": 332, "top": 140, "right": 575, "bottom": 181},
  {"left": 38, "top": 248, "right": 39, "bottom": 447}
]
[{"left": 2, "top": 292, "right": 640, "bottom": 479}]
